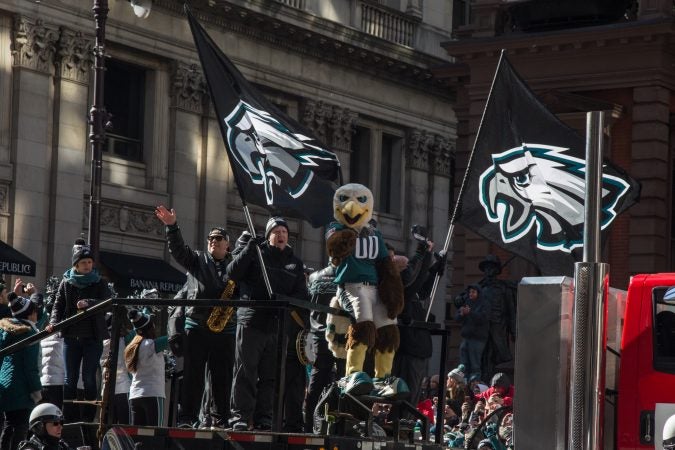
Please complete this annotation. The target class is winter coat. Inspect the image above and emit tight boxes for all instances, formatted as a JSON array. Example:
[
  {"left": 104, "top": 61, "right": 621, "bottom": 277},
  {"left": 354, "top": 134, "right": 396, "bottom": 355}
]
[
  {"left": 165, "top": 224, "right": 233, "bottom": 331},
  {"left": 308, "top": 265, "right": 337, "bottom": 334},
  {"left": 40, "top": 334, "right": 65, "bottom": 387},
  {"left": 398, "top": 243, "right": 433, "bottom": 358},
  {"left": 49, "top": 277, "right": 110, "bottom": 340},
  {"left": 227, "top": 240, "right": 308, "bottom": 331},
  {"left": 0, "top": 318, "right": 41, "bottom": 412},
  {"left": 17, "top": 435, "right": 74, "bottom": 450},
  {"left": 455, "top": 290, "right": 490, "bottom": 341}
]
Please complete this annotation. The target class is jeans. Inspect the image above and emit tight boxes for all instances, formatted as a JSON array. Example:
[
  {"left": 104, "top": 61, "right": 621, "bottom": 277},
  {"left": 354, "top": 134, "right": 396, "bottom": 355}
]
[
  {"left": 459, "top": 338, "right": 487, "bottom": 381},
  {"left": 63, "top": 337, "right": 103, "bottom": 422},
  {"left": 0, "top": 409, "right": 30, "bottom": 450}
]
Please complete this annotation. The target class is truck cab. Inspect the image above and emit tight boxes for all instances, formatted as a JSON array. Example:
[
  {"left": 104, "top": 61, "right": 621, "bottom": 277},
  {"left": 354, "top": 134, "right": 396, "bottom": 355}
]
[{"left": 618, "top": 273, "right": 675, "bottom": 449}]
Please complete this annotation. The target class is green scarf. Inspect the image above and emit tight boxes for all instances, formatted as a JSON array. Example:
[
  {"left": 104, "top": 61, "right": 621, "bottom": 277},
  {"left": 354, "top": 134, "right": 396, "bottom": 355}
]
[{"left": 64, "top": 267, "right": 102, "bottom": 289}]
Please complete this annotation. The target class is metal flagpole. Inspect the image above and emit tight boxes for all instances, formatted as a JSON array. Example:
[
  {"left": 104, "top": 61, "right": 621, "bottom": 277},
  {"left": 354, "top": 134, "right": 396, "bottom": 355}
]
[
  {"left": 242, "top": 204, "right": 274, "bottom": 298},
  {"left": 425, "top": 49, "right": 508, "bottom": 321}
]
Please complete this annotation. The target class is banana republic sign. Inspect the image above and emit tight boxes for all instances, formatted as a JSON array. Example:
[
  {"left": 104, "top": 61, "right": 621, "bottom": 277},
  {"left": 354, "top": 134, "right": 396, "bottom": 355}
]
[
  {"left": 99, "top": 251, "right": 186, "bottom": 295},
  {"left": 0, "top": 241, "right": 36, "bottom": 277}
]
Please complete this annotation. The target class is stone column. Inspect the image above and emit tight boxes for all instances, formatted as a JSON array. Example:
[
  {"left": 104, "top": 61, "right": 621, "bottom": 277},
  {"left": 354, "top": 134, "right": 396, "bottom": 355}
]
[
  {"left": 10, "top": 15, "right": 59, "bottom": 281},
  {"left": 168, "top": 61, "right": 208, "bottom": 247},
  {"left": 0, "top": 16, "right": 14, "bottom": 242},
  {"left": 48, "top": 26, "right": 93, "bottom": 277},
  {"left": 629, "top": 86, "right": 671, "bottom": 273}
]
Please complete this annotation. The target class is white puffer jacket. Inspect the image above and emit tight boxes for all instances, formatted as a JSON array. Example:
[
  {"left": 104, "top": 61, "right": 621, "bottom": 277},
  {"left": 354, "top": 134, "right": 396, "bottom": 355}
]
[{"left": 40, "top": 334, "right": 65, "bottom": 386}]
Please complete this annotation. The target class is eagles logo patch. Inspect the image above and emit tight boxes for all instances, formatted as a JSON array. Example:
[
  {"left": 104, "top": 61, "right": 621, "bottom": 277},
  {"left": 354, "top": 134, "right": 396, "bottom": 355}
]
[{"left": 478, "top": 144, "right": 631, "bottom": 253}]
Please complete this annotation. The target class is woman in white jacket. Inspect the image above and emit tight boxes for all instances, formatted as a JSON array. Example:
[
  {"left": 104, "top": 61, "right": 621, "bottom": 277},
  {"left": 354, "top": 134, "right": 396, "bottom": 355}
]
[{"left": 39, "top": 333, "right": 65, "bottom": 409}]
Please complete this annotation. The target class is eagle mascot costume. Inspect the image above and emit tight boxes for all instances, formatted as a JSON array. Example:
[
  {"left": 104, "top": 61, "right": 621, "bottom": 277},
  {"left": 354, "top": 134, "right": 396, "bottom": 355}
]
[{"left": 326, "top": 183, "right": 406, "bottom": 396}]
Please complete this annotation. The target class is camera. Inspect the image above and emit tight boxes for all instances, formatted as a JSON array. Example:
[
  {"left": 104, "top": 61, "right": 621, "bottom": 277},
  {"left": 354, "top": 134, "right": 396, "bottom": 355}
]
[{"left": 21, "top": 284, "right": 27, "bottom": 293}]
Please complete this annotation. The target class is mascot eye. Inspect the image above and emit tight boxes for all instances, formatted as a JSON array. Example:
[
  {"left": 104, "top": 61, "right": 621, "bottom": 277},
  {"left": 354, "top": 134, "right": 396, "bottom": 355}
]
[
  {"left": 338, "top": 195, "right": 349, "bottom": 202},
  {"left": 357, "top": 196, "right": 368, "bottom": 203},
  {"left": 512, "top": 171, "right": 531, "bottom": 188}
]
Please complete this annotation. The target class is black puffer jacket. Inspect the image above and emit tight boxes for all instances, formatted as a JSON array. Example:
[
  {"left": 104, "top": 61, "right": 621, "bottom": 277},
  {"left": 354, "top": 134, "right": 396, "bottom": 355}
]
[
  {"left": 50, "top": 277, "right": 110, "bottom": 340},
  {"left": 166, "top": 224, "right": 232, "bottom": 329},
  {"left": 398, "top": 243, "right": 433, "bottom": 358},
  {"left": 227, "top": 240, "right": 308, "bottom": 331},
  {"left": 308, "top": 265, "right": 337, "bottom": 334}
]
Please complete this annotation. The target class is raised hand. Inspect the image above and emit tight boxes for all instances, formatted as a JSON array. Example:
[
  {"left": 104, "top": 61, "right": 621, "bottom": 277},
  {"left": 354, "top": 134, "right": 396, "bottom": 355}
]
[{"left": 155, "top": 205, "right": 177, "bottom": 226}]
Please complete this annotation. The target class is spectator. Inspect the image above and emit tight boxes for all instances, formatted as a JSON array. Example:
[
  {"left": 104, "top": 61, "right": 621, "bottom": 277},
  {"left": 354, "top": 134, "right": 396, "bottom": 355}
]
[
  {"left": 17, "top": 403, "right": 73, "bottom": 450},
  {"left": 446, "top": 364, "right": 469, "bottom": 417},
  {"left": 227, "top": 217, "right": 308, "bottom": 432},
  {"left": 392, "top": 228, "right": 435, "bottom": 408},
  {"left": 303, "top": 261, "right": 344, "bottom": 432},
  {"left": 455, "top": 284, "right": 489, "bottom": 382},
  {"left": 46, "top": 239, "right": 111, "bottom": 422},
  {"left": 124, "top": 309, "right": 167, "bottom": 426},
  {"left": 0, "top": 282, "right": 10, "bottom": 320},
  {"left": 0, "top": 291, "right": 41, "bottom": 450},
  {"left": 476, "top": 372, "right": 514, "bottom": 408},
  {"left": 155, "top": 205, "right": 234, "bottom": 429},
  {"left": 100, "top": 312, "right": 133, "bottom": 425}
]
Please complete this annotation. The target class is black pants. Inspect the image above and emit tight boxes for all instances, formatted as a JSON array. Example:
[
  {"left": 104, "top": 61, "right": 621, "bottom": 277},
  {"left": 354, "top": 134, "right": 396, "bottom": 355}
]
[
  {"left": 229, "top": 324, "right": 277, "bottom": 428},
  {"left": 41, "top": 385, "right": 64, "bottom": 410},
  {"left": 303, "top": 332, "right": 341, "bottom": 432},
  {"left": 0, "top": 409, "right": 30, "bottom": 450},
  {"left": 130, "top": 397, "right": 164, "bottom": 426},
  {"left": 179, "top": 327, "right": 235, "bottom": 426},
  {"left": 284, "top": 354, "right": 306, "bottom": 432},
  {"left": 111, "top": 393, "right": 130, "bottom": 425},
  {"left": 392, "top": 353, "right": 428, "bottom": 408}
]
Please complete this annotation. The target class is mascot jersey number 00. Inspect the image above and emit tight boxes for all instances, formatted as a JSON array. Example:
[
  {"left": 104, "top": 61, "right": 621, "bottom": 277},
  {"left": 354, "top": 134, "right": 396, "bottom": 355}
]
[{"left": 326, "top": 183, "right": 407, "bottom": 397}]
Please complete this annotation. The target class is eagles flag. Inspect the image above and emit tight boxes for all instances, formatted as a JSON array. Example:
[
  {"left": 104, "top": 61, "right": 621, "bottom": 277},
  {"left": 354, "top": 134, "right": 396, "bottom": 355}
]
[
  {"left": 186, "top": 7, "right": 341, "bottom": 227},
  {"left": 458, "top": 53, "right": 640, "bottom": 276}
]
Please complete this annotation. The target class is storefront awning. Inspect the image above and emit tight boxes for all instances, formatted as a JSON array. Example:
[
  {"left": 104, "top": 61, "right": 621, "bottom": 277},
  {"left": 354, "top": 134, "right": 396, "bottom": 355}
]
[
  {"left": 0, "top": 240, "right": 36, "bottom": 277},
  {"left": 99, "top": 251, "right": 186, "bottom": 294}
]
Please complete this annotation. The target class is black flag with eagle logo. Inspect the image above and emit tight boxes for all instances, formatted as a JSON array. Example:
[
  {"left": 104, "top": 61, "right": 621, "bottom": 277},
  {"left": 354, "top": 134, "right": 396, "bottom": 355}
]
[
  {"left": 186, "top": 6, "right": 341, "bottom": 227},
  {"left": 458, "top": 53, "right": 640, "bottom": 276}
]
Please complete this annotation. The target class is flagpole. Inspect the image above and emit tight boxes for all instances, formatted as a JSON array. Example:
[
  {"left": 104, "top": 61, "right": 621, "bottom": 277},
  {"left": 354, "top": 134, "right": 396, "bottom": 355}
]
[
  {"left": 425, "top": 49, "right": 508, "bottom": 321},
  {"left": 242, "top": 204, "right": 274, "bottom": 298}
]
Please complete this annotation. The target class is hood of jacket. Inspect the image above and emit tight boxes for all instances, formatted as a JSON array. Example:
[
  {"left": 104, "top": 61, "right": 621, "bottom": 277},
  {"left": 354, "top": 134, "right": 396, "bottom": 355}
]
[{"left": 0, "top": 317, "right": 33, "bottom": 336}]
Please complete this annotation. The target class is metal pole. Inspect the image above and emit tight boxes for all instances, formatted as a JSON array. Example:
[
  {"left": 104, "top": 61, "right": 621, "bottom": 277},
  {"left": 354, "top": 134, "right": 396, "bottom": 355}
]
[
  {"left": 88, "top": 0, "right": 109, "bottom": 260},
  {"left": 568, "top": 111, "right": 608, "bottom": 450},
  {"left": 242, "top": 204, "right": 274, "bottom": 298}
]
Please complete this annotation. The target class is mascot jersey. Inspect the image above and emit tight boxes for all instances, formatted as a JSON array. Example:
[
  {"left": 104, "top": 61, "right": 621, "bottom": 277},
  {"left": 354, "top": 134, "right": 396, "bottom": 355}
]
[{"left": 327, "top": 222, "right": 388, "bottom": 284}]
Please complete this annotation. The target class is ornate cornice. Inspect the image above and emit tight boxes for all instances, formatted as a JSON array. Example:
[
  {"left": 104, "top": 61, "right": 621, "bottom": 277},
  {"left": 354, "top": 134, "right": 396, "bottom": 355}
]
[
  {"left": 301, "top": 99, "right": 357, "bottom": 152},
  {"left": 155, "top": 0, "right": 454, "bottom": 98},
  {"left": 406, "top": 128, "right": 432, "bottom": 171},
  {"left": 11, "top": 15, "right": 59, "bottom": 74},
  {"left": 406, "top": 129, "right": 454, "bottom": 176},
  {"left": 56, "top": 27, "right": 93, "bottom": 83},
  {"left": 430, "top": 134, "right": 453, "bottom": 177},
  {"left": 85, "top": 202, "right": 164, "bottom": 238},
  {"left": 170, "top": 61, "right": 208, "bottom": 114}
]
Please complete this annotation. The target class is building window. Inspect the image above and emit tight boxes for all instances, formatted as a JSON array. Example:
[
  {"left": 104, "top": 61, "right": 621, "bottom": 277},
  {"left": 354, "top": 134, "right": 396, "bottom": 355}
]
[
  {"left": 349, "top": 124, "right": 403, "bottom": 216},
  {"left": 350, "top": 126, "right": 371, "bottom": 186},
  {"left": 453, "top": 0, "right": 472, "bottom": 30},
  {"left": 104, "top": 59, "right": 145, "bottom": 162},
  {"left": 379, "top": 133, "right": 402, "bottom": 215}
]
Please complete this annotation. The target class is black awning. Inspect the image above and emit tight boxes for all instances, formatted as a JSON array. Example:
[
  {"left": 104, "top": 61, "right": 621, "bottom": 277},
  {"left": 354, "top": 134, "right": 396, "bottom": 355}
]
[
  {"left": 99, "top": 251, "right": 186, "bottom": 294},
  {"left": 0, "top": 240, "right": 36, "bottom": 277}
]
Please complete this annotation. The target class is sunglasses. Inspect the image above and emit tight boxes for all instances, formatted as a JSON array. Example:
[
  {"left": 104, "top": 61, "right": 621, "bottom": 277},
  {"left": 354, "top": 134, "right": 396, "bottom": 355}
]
[
  {"left": 50, "top": 421, "right": 63, "bottom": 426},
  {"left": 208, "top": 236, "right": 225, "bottom": 242}
]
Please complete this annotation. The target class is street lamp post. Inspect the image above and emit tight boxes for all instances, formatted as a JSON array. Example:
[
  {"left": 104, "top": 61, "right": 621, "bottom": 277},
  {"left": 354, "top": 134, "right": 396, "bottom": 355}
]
[{"left": 88, "top": 0, "right": 109, "bottom": 260}]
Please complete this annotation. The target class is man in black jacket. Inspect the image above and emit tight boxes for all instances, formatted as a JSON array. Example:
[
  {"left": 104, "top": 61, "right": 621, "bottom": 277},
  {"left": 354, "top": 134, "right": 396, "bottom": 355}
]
[
  {"left": 155, "top": 205, "right": 234, "bottom": 429},
  {"left": 227, "top": 216, "right": 308, "bottom": 432}
]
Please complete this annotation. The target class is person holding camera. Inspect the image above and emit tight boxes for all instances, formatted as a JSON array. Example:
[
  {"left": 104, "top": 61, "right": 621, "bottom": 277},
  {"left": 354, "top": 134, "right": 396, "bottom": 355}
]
[{"left": 454, "top": 284, "right": 489, "bottom": 383}]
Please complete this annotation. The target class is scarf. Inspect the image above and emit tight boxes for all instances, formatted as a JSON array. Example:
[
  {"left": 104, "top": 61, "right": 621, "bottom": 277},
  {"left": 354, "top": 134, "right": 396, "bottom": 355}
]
[{"left": 64, "top": 267, "right": 102, "bottom": 289}]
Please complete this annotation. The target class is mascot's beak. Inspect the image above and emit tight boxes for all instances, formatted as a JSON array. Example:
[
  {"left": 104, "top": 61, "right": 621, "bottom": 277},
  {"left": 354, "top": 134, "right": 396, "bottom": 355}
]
[{"left": 341, "top": 200, "right": 367, "bottom": 226}]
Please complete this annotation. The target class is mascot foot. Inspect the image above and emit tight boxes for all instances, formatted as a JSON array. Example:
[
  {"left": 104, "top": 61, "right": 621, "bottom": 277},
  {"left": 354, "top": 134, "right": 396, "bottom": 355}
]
[
  {"left": 338, "top": 371, "right": 374, "bottom": 396},
  {"left": 370, "top": 376, "right": 410, "bottom": 399}
]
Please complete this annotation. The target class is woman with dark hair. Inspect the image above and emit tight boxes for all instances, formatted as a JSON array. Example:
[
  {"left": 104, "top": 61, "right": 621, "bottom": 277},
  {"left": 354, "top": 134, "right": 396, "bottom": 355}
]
[
  {"left": 124, "top": 310, "right": 167, "bottom": 426},
  {"left": 46, "top": 239, "right": 111, "bottom": 422}
]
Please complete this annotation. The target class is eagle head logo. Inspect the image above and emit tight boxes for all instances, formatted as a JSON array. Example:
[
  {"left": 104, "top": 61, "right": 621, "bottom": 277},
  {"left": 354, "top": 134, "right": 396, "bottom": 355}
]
[{"left": 478, "top": 144, "right": 631, "bottom": 253}]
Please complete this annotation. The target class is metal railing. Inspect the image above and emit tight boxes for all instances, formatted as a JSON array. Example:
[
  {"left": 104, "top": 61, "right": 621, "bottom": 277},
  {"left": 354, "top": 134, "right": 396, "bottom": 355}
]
[{"left": 274, "top": 0, "right": 306, "bottom": 9}]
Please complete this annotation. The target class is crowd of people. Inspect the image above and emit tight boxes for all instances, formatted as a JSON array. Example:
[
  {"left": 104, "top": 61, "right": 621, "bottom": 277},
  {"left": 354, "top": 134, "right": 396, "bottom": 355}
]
[{"left": 0, "top": 204, "right": 517, "bottom": 450}]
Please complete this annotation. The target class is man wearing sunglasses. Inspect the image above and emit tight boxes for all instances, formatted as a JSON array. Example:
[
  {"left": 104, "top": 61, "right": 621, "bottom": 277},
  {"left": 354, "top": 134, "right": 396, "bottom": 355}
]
[
  {"left": 155, "top": 205, "right": 234, "bottom": 429},
  {"left": 18, "top": 403, "right": 72, "bottom": 450}
]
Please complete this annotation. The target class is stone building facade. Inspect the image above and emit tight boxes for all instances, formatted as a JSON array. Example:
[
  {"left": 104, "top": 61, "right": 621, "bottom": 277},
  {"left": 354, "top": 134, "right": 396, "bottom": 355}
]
[{"left": 0, "top": 0, "right": 457, "bottom": 338}]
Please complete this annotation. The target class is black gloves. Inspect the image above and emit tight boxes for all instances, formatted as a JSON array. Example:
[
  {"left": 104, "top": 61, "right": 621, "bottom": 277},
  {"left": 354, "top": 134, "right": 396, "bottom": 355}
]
[
  {"left": 430, "top": 251, "right": 447, "bottom": 276},
  {"left": 411, "top": 224, "right": 429, "bottom": 244}
]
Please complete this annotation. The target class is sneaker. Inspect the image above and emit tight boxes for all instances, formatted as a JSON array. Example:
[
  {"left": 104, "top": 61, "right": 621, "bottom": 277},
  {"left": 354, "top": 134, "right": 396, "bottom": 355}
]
[
  {"left": 371, "top": 376, "right": 409, "bottom": 398},
  {"left": 339, "top": 371, "right": 374, "bottom": 396},
  {"left": 176, "top": 421, "right": 196, "bottom": 429},
  {"left": 232, "top": 421, "right": 250, "bottom": 431}
]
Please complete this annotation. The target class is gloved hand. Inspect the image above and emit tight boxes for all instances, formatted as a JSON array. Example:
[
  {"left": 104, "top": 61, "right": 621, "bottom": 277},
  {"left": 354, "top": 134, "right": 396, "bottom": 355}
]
[
  {"left": 430, "top": 251, "right": 447, "bottom": 276},
  {"left": 30, "top": 390, "right": 42, "bottom": 404}
]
